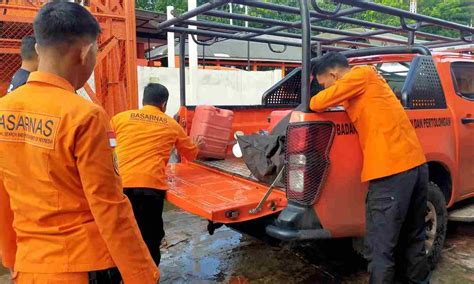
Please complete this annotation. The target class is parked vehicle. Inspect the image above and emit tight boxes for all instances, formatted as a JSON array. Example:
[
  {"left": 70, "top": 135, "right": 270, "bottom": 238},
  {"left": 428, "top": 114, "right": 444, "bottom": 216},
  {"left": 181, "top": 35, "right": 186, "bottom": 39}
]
[{"left": 157, "top": 0, "right": 474, "bottom": 269}]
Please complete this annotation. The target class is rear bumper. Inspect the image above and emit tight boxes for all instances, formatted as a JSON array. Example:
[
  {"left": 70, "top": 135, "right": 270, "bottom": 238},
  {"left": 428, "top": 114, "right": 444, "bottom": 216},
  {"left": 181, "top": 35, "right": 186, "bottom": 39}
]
[
  {"left": 265, "top": 201, "right": 332, "bottom": 241},
  {"left": 266, "top": 225, "right": 331, "bottom": 241}
]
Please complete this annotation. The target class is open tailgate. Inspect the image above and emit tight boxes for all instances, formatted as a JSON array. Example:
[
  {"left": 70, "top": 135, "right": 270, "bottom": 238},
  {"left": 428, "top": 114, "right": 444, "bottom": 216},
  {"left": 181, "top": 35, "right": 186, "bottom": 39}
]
[{"left": 166, "top": 162, "right": 287, "bottom": 224}]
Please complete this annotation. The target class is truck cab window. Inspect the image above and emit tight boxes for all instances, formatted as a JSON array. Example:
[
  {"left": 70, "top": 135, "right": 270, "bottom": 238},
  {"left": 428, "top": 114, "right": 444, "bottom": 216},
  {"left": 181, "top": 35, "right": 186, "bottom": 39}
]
[
  {"left": 374, "top": 62, "right": 410, "bottom": 101},
  {"left": 452, "top": 62, "right": 474, "bottom": 100}
]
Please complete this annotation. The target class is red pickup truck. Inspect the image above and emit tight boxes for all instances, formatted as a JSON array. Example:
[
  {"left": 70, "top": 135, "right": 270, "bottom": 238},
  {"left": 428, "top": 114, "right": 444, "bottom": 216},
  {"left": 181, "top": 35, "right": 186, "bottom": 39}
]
[{"left": 166, "top": 46, "right": 474, "bottom": 269}]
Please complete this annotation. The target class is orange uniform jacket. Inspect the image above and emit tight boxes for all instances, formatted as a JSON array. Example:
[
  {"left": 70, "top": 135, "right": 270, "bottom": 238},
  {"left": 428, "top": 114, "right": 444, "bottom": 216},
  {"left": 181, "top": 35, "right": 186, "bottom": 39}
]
[
  {"left": 0, "top": 72, "right": 159, "bottom": 283},
  {"left": 310, "top": 66, "right": 426, "bottom": 182},
  {"left": 111, "top": 105, "right": 198, "bottom": 190}
]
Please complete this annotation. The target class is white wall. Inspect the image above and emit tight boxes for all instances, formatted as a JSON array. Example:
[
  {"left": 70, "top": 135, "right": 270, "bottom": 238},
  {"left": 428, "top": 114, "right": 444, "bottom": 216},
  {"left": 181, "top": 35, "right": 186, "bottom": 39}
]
[
  {"left": 137, "top": 67, "right": 283, "bottom": 116},
  {"left": 76, "top": 72, "right": 95, "bottom": 102}
]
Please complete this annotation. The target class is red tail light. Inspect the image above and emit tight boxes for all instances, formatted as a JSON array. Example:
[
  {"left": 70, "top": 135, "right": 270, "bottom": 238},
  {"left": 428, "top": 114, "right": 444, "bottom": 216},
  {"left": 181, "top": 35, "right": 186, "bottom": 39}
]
[{"left": 286, "top": 122, "right": 335, "bottom": 205}]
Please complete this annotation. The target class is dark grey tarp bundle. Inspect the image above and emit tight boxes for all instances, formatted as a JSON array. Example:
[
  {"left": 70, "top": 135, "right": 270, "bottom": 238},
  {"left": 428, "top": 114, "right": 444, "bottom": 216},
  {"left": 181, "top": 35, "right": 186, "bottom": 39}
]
[
  {"left": 237, "top": 134, "right": 286, "bottom": 185},
  {"left": 236, "top": 110, "right": 292, "bottom": 185}
]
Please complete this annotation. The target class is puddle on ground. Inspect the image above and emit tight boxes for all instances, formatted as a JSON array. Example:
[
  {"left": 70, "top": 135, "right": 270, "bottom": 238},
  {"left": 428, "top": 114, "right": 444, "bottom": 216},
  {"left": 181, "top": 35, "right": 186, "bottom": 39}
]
[
  {"left": 160, "top": 208, "right": 366, "bottom": 283},
  {"left": 160, "top": 204, "right": 474, "bottom": 284}
]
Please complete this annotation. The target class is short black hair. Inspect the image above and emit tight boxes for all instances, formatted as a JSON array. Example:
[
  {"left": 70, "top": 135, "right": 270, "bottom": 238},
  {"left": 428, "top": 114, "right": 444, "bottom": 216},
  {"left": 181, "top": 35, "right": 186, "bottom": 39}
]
[
  {"left": 143, "top": 83, "right": 169, "bottom": 106},
  {"left": 33, "top": 2, "right": 101, "bottom": 47},
  {"left": 315, "top": 52, "right": 349, "bottom": 75},
  {"left": 20, "top": 36, "right": 37, "bottom": 61}
]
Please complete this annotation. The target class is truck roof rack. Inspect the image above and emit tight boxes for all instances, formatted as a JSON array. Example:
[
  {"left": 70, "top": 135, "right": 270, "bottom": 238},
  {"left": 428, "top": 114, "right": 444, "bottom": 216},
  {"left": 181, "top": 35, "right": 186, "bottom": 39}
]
[
  {"left": 341, "top": 45, "right": 431, "bottom": 58},
  {"left": 155, "top": 0, "right": 474, "bottom": 112},
  {"left": 156, "top": 0, "right": 473, "bottom": 51}
]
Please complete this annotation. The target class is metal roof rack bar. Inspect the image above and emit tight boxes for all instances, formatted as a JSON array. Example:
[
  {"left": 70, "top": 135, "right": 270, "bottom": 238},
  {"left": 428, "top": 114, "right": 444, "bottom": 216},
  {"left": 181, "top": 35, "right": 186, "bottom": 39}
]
[
  {"left": 203, "top": 11, "right": 413, "bottom": 45},
  {"left": 239, "top": 6, "right": 364, "bottom": 42},
  {"left": 238, "top": 0, "right": 457, "bottom": 42},
  {"left": 154, "top": 0, "right": 231, "bottom": 30},
  {"left": 336, "top": 0, "right": 474, "bottom": 34},
  {"left": 181, "top": 19, "right": 378, "bottom": 48},
  {"left": 164, "top": 26, "right": 349, "bottom": 51},
  {"left": 340, "top": 45, "right": 431, "bottom": 58},
  {"left": 238, "top": 0, "right": 361, "bottom": 20},
  {"left": 328, "top": 29, "right": 417, "bottom": 45},
  {"left": 330, "top": 16, "right": 455, "bottom": 42},
  {"left": 427, "top": 40, "right": 473, "bottom": 49}
]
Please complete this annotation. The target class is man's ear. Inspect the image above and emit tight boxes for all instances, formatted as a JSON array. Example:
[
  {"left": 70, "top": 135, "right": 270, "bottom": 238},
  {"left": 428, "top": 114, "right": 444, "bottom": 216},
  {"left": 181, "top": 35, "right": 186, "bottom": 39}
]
[
  {"left": 329, "top": 69, "right": 339, "bottom": 80},
  {"left": 34, "top": 43, "right": 39, "bottom": 56},
  {"left": 79, "top": 43, "right": 94, "bottom": 65}
]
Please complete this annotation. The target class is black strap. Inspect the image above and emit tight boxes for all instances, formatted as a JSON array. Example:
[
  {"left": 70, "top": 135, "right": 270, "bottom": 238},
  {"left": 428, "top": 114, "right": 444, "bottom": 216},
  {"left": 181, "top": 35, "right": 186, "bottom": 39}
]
[
  {"left": 88, "top": 267, "right": 122, "bottom": 284},
  {"left": 124, "top": 187, "right": 165, "bottom": 197}
]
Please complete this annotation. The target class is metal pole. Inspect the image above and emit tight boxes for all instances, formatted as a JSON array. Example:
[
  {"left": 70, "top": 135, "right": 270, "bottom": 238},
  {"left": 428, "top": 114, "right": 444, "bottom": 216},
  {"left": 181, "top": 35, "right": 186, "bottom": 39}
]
[
  {"left": 229, "top": 3, "right": 233, "bottom": 25},
  {"left": 166, "top": 6, "right": 176, "bottom": 68},
  {"left": 179, "top": 34, "right": 186, "bottom": 106},
  {"left": 245, "top": 5, "right": 248, "bottom": 28},
  {"left": 203, "top": 45, "right": 206, "bottom": 69},
  {"left": 300, "top": 0, "right": 311, "bottom": 112},
  {"left": 247, "top": 41, "right": 250, "bottom": 71},
  {"left": 188, "top": 0, "right": 198, "bottom": 69},
  {"left": 408, "top": 31, "right": 415, "bottom": 46},
  {"left": 147, "top": 37, "right": 151, "bottom": 64}
]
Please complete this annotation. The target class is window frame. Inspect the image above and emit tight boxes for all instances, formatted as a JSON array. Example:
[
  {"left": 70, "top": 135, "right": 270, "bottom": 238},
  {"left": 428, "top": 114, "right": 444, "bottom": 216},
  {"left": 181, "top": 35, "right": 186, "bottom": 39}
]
[{"left": 451, "top": 62, "right": 474, "bottom": 102}]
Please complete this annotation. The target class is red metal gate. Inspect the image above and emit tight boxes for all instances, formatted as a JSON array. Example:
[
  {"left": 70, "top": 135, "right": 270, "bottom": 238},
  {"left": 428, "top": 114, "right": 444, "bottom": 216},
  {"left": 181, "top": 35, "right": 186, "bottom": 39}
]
[{"left": 0, "top": 0, "right": 138, "bottom": 115}]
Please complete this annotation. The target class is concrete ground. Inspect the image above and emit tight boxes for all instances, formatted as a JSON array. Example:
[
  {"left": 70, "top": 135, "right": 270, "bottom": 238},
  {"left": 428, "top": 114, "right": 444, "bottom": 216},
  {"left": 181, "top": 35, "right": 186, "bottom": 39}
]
[
  {"left": 1, "top": 204, "right": 473, "bottom": 284},
  {"left": 159, "top": 207, "right": 474, "bottom": 284}
]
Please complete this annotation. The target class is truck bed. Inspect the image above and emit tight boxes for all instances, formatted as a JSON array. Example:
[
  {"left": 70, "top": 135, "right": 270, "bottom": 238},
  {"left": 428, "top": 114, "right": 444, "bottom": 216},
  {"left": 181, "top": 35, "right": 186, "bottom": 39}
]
[{"left": 195, "top": 158, "right": 258, "bottom": 182}]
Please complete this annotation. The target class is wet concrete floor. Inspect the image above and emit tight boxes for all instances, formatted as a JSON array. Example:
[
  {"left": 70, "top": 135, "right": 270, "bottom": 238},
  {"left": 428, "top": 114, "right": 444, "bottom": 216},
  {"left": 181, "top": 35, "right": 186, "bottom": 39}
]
[
  {"left": 1, "top": 204, "right": 473, "bottom": 283},
  {"left": 159, "top": 206, "right": 474, "bottom": 284}
]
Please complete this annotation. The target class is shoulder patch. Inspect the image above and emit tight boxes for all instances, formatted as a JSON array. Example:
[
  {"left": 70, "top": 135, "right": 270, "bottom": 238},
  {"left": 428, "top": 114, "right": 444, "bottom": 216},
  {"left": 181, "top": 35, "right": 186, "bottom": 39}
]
[{"left": 107, "top": 131, "right": 117, "bottom": 148}]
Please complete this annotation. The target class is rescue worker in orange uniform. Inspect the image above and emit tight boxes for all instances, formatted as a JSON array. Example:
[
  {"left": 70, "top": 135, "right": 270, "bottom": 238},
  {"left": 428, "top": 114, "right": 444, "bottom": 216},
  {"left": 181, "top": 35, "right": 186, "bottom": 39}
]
[
  {"left": 0, "top": 2, "right": 159, "bottom": 283},
  {"left": 310, "top": 52, "right": 429, "bottom": 284},
  {"left": 111, "top": 83, "right": 199, "bottom": 266},
  {"left": 7, "top": 35, "right": 38, "bottom": 93}
]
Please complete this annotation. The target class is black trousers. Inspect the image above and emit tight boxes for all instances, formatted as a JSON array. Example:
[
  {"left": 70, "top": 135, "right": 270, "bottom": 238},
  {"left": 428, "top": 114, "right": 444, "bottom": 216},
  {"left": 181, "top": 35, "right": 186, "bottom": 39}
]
[
  {"left": 365, "top": 164, "right": 430, "bottom": 284},
  {"left": 124, "top": 188, "right": 165, "bottom": 266}
]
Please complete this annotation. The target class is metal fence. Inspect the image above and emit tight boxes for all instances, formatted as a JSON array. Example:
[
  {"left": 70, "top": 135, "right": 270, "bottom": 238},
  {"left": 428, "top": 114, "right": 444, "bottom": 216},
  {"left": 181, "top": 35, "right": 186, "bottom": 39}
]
[{"left": 0, "top": 0, "right": 138, "bottom": 115}]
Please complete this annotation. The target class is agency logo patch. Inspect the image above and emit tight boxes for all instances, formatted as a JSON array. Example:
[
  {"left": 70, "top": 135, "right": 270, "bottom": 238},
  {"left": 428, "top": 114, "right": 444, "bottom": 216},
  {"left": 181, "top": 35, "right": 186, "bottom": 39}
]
[
  {"left": 0, "top": 110, "right": 60, "bottom": 149},
  {"left": 129, "top": 112, "right": 168, "bottom": 125}
]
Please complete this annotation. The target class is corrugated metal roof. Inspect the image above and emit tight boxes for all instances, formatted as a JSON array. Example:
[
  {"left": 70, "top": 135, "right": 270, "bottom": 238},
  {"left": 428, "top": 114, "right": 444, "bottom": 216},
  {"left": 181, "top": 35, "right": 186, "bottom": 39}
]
[
  {"left": 147, "top": 30, "right": 424, "bottom": 62},
  {"left": 148, "top": 34, "right": 303, "bottom": 62}
]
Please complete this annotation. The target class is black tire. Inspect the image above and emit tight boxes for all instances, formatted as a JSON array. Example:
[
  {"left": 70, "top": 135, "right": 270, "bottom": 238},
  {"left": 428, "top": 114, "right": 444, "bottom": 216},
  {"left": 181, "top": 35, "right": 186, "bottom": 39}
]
[{"left": 426, "top": 182, "right": 448, "bottom": 270}]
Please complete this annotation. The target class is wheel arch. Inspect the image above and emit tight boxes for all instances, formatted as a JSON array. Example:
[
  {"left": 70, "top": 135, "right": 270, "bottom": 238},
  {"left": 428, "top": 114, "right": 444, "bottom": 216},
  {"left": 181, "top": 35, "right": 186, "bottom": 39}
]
[{"left": 427, "top": 161, "right": 452, "bottom": 206}]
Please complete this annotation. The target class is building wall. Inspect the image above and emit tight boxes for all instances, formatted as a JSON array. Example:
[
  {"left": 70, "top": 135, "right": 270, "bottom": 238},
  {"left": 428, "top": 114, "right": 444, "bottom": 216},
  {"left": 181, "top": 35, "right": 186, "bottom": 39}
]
[{"left": 137, "top": 67, "right": 283, "bottom": 116}]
